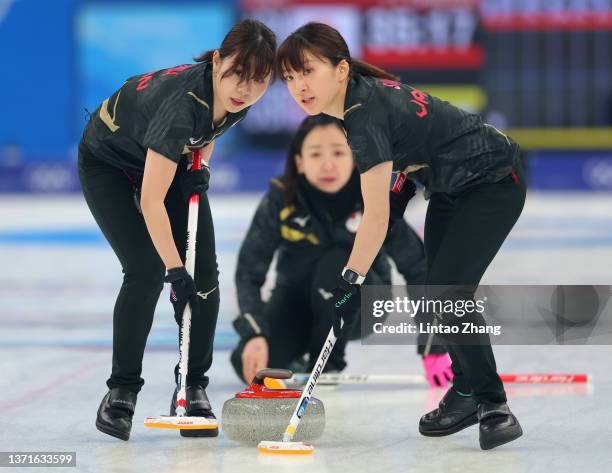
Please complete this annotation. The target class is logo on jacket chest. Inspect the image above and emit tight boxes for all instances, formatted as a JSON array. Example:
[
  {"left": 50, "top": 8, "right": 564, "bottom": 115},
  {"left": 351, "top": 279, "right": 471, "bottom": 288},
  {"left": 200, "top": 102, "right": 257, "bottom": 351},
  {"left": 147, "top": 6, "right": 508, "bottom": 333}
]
[
  {"left": 292, "top": 215, "right": 310, "bottom": 228},
  {"left": 345, "top": 211, "right": 362, "bottom": 233}
]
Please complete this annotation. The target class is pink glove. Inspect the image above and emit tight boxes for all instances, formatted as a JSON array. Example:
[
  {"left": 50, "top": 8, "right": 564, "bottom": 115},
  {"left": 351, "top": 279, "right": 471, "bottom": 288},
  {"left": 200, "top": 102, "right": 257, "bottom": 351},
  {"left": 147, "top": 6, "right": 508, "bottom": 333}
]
[{"left": 422, "top": 353, "right": 454, "bottom": 388}]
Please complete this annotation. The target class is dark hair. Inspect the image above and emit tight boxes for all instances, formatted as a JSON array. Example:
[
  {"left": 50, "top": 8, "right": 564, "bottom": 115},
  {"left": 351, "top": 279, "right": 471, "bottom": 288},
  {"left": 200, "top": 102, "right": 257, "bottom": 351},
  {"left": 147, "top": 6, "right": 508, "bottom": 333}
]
[
  {"left": 195, "top": 19, "right": 277, "bottom": 82},
  {"left": 276, "top": 22, "right": 398, "bottom": 81},
  {"left": 282, "top": 114, "right": 346, "bottom": 205}
]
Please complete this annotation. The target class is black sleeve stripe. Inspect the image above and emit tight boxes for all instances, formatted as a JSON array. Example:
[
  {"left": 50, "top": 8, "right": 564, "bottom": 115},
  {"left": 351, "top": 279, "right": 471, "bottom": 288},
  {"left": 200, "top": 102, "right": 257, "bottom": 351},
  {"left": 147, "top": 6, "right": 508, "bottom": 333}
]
[{"left": 143, "top": 88, "right": 187, "bottom": 150}]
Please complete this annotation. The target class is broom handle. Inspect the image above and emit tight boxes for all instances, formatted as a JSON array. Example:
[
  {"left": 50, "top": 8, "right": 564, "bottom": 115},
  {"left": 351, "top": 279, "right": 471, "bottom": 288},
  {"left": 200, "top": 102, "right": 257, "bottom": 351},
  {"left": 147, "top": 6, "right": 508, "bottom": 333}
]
[
  {"left": 175, "top": 150, "right": 202, "bottom": 416},
  {"left": 288, "top": 372, "right": 589, "bottom": 386},
  {"left": 282, "top": 327, "right": 338, "bottom": 443}
]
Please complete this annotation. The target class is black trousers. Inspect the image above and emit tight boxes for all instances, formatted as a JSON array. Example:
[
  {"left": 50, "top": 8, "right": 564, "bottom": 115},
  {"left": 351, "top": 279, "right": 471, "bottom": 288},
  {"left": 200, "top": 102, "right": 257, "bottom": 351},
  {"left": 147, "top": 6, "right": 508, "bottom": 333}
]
[
  {"left": 230, "top": 248, "right": 379, "bottom": 383},
  {"left": 424, "top": 158, "right": 526, "bottom": 403},
  {"left": 78, "top": 146, "right": 219, "bottom": 393}
]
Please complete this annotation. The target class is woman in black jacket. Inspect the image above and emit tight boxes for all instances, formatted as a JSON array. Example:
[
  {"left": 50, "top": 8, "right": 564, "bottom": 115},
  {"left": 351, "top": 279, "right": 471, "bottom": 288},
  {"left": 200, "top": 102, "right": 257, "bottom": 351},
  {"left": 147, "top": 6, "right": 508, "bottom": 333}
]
[
  {"left": 78, "top": 20, "right": 276, "bottom": 441},
  {"left": 276, "top": 22, "right": 525, "bottom": 450},
  {"left": 231, "top": 114, "right": 452, "bottom": 386}
]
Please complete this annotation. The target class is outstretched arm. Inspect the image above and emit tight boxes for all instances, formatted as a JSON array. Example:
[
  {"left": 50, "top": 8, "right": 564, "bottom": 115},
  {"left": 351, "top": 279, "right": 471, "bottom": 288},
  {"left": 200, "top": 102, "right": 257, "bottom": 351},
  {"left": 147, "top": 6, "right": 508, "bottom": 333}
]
[
  {"left": 140, "top": 148, "right": 182, "bottom": 269},
  {"left": 345, "top": 160, "right": 393, "bottom": 275}
]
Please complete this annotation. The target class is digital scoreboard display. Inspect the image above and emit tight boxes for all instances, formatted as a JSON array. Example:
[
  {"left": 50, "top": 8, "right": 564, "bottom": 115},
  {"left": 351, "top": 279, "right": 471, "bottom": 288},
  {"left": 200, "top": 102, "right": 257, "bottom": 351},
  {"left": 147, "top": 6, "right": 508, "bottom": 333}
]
[
  {"left": 240, "top": 0, "right": 484, "bottom": 145},
  {"left": 481, "top": 0, "right": 611, "bottom": 129},
  {"left": 239, "top": 0, "right": 611, "bottom": 147},
  {"left": 362, "top": 2, "right": 483, "bottom": 70}
]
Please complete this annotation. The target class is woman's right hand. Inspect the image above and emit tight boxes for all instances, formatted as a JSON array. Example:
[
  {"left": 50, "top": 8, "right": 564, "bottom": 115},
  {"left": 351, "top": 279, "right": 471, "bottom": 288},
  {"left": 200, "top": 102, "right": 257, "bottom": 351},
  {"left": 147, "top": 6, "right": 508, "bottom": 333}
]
[
  {"left": 241, "top": 336, "right": 269, "bottom": 384},
  {"left": 165, "top": 266, "right": 199, "bottom": 325}
]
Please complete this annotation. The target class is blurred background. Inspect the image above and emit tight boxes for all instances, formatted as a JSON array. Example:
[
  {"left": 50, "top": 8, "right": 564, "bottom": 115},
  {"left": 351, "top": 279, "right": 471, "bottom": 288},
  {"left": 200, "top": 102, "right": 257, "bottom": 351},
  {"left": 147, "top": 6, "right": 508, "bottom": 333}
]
[{"left": 1, "top": 0, "right": 611, "bottom": 193}]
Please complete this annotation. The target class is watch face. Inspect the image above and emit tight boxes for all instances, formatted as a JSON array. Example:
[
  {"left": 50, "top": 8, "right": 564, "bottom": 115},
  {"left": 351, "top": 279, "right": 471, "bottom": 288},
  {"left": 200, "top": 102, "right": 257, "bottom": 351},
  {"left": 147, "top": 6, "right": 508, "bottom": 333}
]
[{"left": 343, "top": 269, "right": 358, "bottom": 284}]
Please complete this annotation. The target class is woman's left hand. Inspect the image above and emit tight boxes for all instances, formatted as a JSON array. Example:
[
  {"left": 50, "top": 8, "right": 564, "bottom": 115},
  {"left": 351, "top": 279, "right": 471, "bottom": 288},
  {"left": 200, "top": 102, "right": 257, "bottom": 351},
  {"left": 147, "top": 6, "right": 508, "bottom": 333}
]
[
  {"left": 330, "top": 279, "right": 361, "bottom": 338},
  {"left": 242, "top": 336, "right": 269, "bottom": 384}
]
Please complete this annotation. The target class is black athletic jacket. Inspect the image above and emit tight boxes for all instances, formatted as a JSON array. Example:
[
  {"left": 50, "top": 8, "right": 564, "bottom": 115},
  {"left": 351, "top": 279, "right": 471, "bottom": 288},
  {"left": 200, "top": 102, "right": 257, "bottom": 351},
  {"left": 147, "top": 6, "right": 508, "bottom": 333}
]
[
  {"left": 343, "top": 74, "right": 519, "bottom": 195},
  {"left": 233, "top": 173, "right": 431, "bottom": 347},
  {"left": 80, "top": 61, "right": 248, "bottom": 174}
]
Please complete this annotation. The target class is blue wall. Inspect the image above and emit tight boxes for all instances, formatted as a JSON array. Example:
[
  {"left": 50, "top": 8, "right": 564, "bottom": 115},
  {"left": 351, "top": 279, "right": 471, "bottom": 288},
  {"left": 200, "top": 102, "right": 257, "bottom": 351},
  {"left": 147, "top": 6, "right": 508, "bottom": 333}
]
[
  {"left": 1, "top": 0, "right": 77, "bottom": 159},
  {"left": 0, "top": 0, "right": 234, "bottom": 162}
]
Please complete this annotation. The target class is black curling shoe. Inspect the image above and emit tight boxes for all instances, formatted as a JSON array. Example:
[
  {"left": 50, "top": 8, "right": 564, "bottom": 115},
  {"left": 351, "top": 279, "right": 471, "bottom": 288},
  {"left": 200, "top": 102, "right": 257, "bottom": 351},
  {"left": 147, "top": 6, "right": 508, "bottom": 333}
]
[
  {"left": 95, "top": 388, "right": 137, "bottom": 441},
  {"left": 478, "top": 402, "right": 523, "bottom": 450},
  {"left": 419, "top": 387, "right": 479, "bottom": 437},
  {"left": 170, "top": 385, "right": 219, "bottom": 437}
]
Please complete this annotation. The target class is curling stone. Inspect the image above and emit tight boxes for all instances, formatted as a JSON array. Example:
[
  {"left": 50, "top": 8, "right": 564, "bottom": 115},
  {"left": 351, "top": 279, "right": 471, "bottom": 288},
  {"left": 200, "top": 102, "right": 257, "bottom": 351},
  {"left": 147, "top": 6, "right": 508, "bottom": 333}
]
[{"left": 222, "top": 368, "right": 325, "bottom": 443}]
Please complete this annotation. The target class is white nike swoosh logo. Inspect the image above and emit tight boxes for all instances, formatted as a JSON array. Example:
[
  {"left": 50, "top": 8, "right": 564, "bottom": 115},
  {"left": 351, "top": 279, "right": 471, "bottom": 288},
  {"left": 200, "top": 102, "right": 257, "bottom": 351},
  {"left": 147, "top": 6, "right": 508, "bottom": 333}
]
[
  {"left": 293, "top": 216, "right": 310, "bottom": 227},
  {"left": 189, "top": 137, "right": 203, "bottom": 145},
  {"left": 197, "top": 286, "right": 218, "bottom": 300}
]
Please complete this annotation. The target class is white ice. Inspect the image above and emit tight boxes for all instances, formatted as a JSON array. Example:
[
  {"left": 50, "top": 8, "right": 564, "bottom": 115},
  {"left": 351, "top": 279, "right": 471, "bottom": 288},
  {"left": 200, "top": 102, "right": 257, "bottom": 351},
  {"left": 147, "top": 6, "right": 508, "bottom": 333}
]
[{"left": 1, "top": 191, "right": 611, "bottom": 473}]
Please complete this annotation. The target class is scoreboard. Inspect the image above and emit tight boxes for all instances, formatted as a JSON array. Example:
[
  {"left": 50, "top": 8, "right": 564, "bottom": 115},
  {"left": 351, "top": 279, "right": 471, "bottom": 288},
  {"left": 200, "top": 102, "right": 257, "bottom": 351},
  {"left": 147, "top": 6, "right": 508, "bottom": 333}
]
[
  {"left": 239, "top": 0, "right": 611, "bottom": 150},
  {"left": 481, "top": 0, "right": 612, "bottom": 130},
  {"left": 240, "top": 0, "right": 484, "bottom": 147}
]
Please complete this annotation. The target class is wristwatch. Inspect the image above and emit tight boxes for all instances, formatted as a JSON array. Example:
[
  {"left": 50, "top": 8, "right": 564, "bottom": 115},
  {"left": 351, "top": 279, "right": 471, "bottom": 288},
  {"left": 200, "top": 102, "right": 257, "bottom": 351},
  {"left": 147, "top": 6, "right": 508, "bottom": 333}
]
[{"left": 342, "top": 267, "right": 365, "bottom": 285}]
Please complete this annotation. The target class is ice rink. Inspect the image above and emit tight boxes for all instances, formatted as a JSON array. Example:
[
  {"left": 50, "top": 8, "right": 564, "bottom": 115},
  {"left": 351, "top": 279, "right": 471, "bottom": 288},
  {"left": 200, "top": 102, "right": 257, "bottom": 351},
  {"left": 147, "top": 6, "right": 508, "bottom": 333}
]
[{"left": 1, "top": 191, "right": 611, "bottom": 473}]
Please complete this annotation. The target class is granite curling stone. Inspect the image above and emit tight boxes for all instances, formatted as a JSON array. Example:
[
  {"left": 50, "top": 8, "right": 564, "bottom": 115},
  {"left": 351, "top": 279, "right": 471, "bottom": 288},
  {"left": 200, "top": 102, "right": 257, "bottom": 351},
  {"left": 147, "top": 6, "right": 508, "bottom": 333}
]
[{"left": 222, "top": 368, "right": 325, "bottom": 443}]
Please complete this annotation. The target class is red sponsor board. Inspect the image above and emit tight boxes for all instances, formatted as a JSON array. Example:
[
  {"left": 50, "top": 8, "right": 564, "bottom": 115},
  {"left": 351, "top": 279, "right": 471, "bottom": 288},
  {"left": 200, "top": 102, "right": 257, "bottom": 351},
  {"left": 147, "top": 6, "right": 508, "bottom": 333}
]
[
  {"left": 481, "top": 0, "right": 612, "bottom": 31},
  {"left": 363, "top": 45, "right": 484, "bottom": 69},
  {"left": 482, "top": 11, "right": 612, "bottom": 31},
  {"left": 242, "top": 0, "right": 478, "bottom": 8}
]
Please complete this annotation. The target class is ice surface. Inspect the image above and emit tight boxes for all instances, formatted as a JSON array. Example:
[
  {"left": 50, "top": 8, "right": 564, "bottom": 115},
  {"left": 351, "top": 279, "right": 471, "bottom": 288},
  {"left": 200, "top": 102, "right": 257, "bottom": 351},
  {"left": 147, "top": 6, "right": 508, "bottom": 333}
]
[{"left": 1, "top": 191, "right": 611, "bottom": 472}]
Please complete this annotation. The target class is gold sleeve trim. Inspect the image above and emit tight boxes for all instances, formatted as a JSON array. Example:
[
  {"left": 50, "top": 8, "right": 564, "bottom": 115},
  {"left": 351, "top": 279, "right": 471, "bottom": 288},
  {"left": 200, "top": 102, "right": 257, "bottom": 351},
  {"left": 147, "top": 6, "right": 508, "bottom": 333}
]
[
  {"left": 402, "top": 164, "right": 429, "bottom": 174},
  {"left": 280, "top": 225, "right": 320, "bottom": 245},
  {"left": 99, "top": 90, "right": 122, "bottom": 132},
  {"left": 270, "top": 178, "right": 285, "bottom": 189},
  {"left": 279, "top": 205, "right": 295, "bottom": 221}
]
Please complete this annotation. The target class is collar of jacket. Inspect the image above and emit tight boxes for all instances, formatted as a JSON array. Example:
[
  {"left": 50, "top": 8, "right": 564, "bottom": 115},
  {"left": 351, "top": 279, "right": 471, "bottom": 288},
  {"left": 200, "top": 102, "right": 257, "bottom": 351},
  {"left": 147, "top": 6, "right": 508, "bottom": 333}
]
[{"left": 343, "top": 73, "right": 374, "bottom": 119}]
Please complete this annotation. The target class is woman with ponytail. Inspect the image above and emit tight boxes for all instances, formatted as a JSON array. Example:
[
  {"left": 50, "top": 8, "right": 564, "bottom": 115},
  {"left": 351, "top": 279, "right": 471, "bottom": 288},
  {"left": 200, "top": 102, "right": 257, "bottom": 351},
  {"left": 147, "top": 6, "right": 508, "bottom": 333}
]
[
  {"left": 79, "top": 19, "right": 276, "bottom": 441},
  {"left": 276, "top": 22, "right": 525, "bottom": 450}
]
